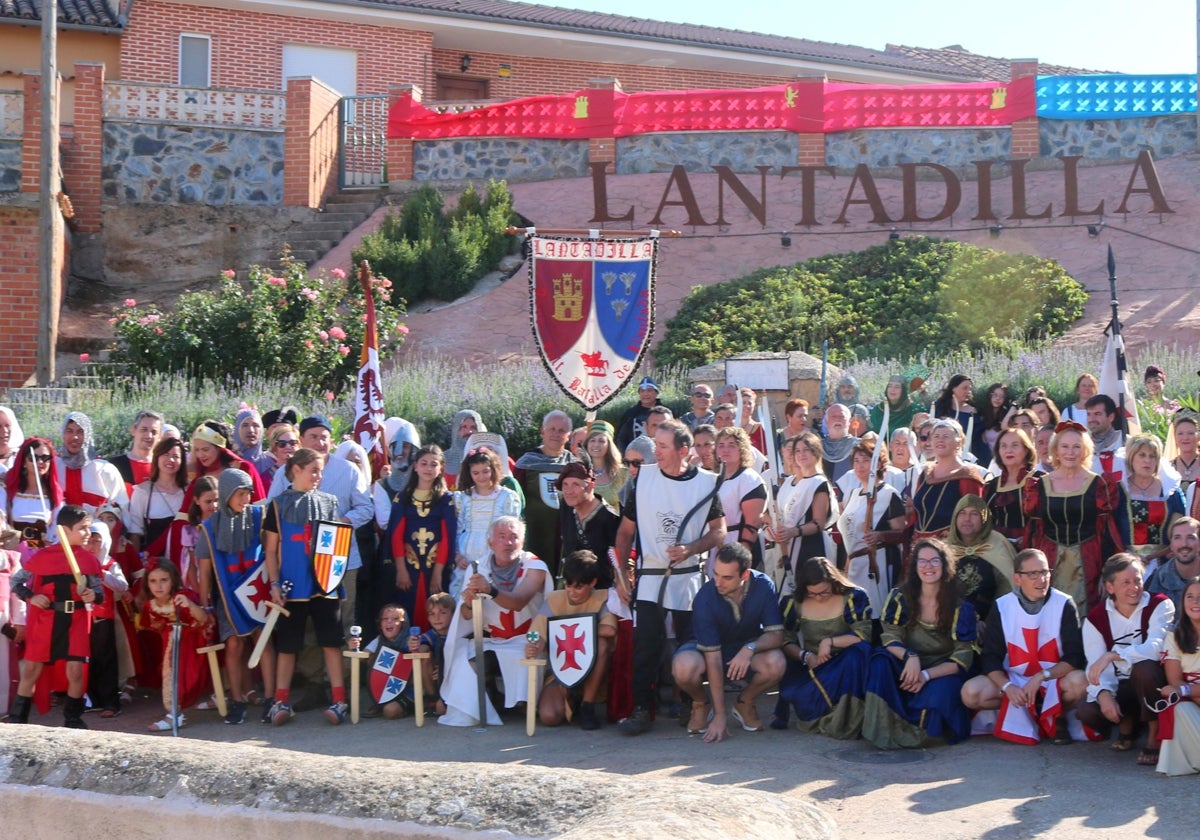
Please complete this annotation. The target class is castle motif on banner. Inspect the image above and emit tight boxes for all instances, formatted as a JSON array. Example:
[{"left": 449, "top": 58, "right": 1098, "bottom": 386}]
[{"left": 553, "top": 273, "right": 585, "bottom": 321}]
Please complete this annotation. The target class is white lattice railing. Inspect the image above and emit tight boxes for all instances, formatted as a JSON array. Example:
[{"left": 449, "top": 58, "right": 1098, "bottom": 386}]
[
  {"left": 0, "top": 91, "right": 23, "bottom": 138},
  {"left": 103, "top": 82, "right": 285, "bottom": 130}
]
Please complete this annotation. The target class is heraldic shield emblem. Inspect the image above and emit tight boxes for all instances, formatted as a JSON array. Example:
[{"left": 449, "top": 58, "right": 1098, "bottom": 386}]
[
  {"left": 547, "top": 612, "right": 599, "bottom": 689},
  {"left": 312, "top": 520, "right": 353, "bottom": 596},
  {"left": 529, "top": 234, "right": 659, "bottom": 411},
  {"left": 370, "top": 645, "right": 415, "bottom": 704}
]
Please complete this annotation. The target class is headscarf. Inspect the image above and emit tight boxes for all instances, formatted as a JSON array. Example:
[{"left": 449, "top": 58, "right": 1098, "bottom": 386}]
[
  {"left": 947, "top": 494, "right": 994, "bottom": 552},
  {"left": 464, "top": 431, "right": 512, "bottom": 478},
  {"left": 834, "top": 374, "right": 861, "bottom": 406},
  {"left": 60, "top": 411, "right": 96, "bottom": 470},
  {"left": 208, "top": 469, "right": 256, "bottom": 554},
  {"left": 0, "top": 405, "right": 26, "bottom": 467},
  {"left": 334, "top": 440, "right": 372, "bottom": 490},
  {"left": 445, "top": 409, "right": 486, "bottom": 479},
  {"left": 233, "top": 405, "right": 264, "bottom": 462},
  {"left": 88, "top": 521, "right": 113, "bottom": 563}
]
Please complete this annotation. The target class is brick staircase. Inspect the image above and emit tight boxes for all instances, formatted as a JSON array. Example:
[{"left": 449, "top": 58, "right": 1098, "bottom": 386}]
[{"left": 283, "top": 189, "right": 385, "bottom": 266}]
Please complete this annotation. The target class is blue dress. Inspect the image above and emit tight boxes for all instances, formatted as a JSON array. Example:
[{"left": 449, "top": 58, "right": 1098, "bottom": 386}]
[
  {"left": 777, "top": 587, "right": 872, "bottom": 738},
  {"left": 863, "top": 589, "right": 977, "bottom": 749}
]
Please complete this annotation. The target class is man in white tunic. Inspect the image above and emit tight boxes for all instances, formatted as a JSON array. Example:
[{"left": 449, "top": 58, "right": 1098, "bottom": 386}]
[
  {"left": 438, "top": 516, "right": 551, "bottom": 726},
  {"left": 615, "top": 421, "right": 726, "bottom": 735}
]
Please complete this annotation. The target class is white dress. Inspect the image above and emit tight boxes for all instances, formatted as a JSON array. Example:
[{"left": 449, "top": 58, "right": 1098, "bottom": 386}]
[{"left": 1157, "top": 631, "right": 1200, "bottom": 776}]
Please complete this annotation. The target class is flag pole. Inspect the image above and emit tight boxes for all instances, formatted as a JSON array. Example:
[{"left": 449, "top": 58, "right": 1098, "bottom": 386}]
[{"left": 1107, "top": 245, "right": 1128, "bottom": 436}]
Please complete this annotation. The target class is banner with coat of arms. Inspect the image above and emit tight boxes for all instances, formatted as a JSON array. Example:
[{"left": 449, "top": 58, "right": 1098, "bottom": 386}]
[{"left": 528, "top": 233, "right": 658, "bottom": 410}]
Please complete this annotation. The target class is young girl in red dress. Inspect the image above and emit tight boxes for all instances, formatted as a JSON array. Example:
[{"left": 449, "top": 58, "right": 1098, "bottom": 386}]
[{"left": 140, "top": 559, "right": 212, "bottom": 731}]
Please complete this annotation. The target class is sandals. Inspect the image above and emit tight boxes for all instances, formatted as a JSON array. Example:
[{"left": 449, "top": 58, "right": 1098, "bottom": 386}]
[
  {"left": 1111, "top": 735, "right": 1135, "bottom": 751},
  {"left": 686, "top": 701, "right": 713, "bottom": 734},
  {"left": 147, "top": 714, "right": 186, "bottom": 732},
  {"left": 1137, "top": 748, "right": 1160, "bottom": 766},
  {"left": 98, "top": 708, "right": 122, "bottom": 719}
]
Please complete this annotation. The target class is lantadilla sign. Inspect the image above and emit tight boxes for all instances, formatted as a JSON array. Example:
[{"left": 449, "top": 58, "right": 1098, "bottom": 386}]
[{"left": 588, "top": 151, "right": 1171, "bottom": 228}]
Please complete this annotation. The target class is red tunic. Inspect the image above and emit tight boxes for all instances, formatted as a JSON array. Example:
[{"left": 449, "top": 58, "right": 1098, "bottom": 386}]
[
  {"left": 139, "top": 589, "right": 212, "bottom": 710},
  {"left": 21, "top": 543, "right": 102, "bottom": 664}
]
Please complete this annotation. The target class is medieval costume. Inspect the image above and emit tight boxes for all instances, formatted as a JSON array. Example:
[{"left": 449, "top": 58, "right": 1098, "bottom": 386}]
[
  {"left": 385, "top": 486, "right": 456, "bottom": 632},
  {"left": 945, "top": 495, "right": 1016, "bottom": 623},
  {"left": 864, "top": 590, "right": 976, "bottom": 749}
]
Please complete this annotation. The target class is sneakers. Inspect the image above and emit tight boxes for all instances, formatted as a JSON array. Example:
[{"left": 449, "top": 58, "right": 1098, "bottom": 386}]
[
  {"left": 578, "top": 701, "right": 601, "bottom": 731},
  {"left": 224, "top": 701, "right": 247, "bottom": 725},
  {"left": 261, "top": 702, "right": 275, "bottom": 725},
  {"left": 324, "top": 701, "right": 349, "bottom": 725},
  {"left": 269, "top": 701, "right": 294, "bottom": 726},
  {"left": 731, "top": 696, "right": 764, "bottom": 732},
  {"left": 618, "top": 706, "right": 652, "bottom": 736}
]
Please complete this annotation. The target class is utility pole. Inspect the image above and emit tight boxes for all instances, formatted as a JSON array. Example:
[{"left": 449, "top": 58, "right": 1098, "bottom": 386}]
[{"left": 37, "top": 0, "right": 61, "bottom": 384}]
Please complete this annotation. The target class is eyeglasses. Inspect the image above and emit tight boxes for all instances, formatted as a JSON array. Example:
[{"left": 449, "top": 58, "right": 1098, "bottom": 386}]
[
  {"left": 918, "top": 434, "right": 930, "bottom": 441},
  {"left": 805, "top": 588, "right": 834, "bottom": 599},
  {"left": 916, "top": 557, "right": 943, "bottom": 567},
  {"left": 692, "top": 392, "right": 713, "bottom": 399},
  {"left": 1146, "top": 693, "right": 1180, "bottom": 714},
  {"left": 1016, "top": 569, "right": 1051, "bottom": 578},
  {"left": 626, "top": 459, "right": 644, "bottom": 468},
  {"left": 276, "top": 439, "right": 299, "bottom": 447},
  {"left": 34, "top": 454, "right": 52, "bottom": 463}
]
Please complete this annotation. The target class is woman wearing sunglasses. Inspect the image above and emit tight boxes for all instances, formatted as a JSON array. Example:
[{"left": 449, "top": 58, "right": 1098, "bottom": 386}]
[
  {"left": 255, "top": 424, "right": 300, "bottom": 485},
  {"left": 1155, "top": 575, "right": 1200, "bottom": 774},
  {"left": 0, "top": 438, "right": 63, "bottom": 549},
  {"left": 1079, "top": 554, "right": 1173, "bottom": 766},
  {"left": 1023, "top": 421, "right": 1131, "bottom": 616}
]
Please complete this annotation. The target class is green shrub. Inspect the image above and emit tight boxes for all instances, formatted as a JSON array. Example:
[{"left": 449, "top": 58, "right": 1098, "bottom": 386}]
[
  {"left": 107, "top": 255, "right": 406, "bottom": 397},
  {"left": 656, "top": 237, "right": 1087, "bottom": 369},
  {"left": 353, "top": 181, "right": 518, "bottom": 304}
]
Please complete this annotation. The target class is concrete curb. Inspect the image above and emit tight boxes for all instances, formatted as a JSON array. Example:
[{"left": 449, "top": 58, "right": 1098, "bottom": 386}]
[{"left": 0, "top": 727, "right": 839, "bottom": 838}]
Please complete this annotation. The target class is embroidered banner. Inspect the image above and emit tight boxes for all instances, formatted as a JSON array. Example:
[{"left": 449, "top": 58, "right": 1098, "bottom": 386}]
[{"left": 528, "top": 234, "right": 658, "bottom": 411}]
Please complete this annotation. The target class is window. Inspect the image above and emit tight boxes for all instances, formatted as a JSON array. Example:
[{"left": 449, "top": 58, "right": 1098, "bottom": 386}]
[{"left": 179, "top": 34, "right": 211, "bottom": 88}]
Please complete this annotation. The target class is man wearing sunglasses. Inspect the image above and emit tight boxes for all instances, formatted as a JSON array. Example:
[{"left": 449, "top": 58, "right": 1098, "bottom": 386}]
[
  {"left": 680, "top": 386, "right": 715, "bottom": 431},
  {"left": 961, "top": 547, "right": 1088, "bottom": 745}
]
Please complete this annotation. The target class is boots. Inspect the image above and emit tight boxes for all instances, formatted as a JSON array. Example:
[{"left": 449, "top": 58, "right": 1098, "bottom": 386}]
[
  {"left": 62, "top": 696, "right": 88, "bottom": 729},
  {"left": 9, "top": 694, "right": 32, "bottom": 724}
]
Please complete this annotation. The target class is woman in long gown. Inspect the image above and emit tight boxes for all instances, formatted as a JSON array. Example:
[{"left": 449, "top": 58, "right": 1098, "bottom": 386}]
[
  {"left": 773, "top": 557, "right": 871, "bottom": 737},
  {"left": 1156, "top": 577, "right": 1200, "bottom": 775},
  {"left": 863, "top": 538, "right": 976, "bottom": 749},
  {"left": 1023, "top": 422, "right": 1131, "bottom": 615},
  {"left": 770, "top": 432, "right": 838, "bottom": 597},
  {"left": 836, "top": 439, "right": 906, "bottom": 615},
  {"left": 983, "top": 427, "right": 1040, "bottom": 542},
  {"left": 911, "top": 419, "right": 985, "bottom": 543}
]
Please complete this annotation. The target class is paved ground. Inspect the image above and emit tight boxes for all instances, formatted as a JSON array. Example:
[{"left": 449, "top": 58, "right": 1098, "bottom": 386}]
[{"left": 17, "top": 684, "right": 1195, "bottom": 839}]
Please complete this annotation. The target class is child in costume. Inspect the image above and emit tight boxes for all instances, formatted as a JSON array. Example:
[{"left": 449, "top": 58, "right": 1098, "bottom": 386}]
[
  {"left": 408, "top": 592, "right": 454, "bottom": 716},
  {"left": 197, "top": 468, "right": 273, "bottom": 725},
  {"left": 385, "top": 445, "right": 456, "bottom": 632},
  {"left": 262, "top": 447, "right": 351, "bottom": 726},
  {"left": 525, "top": 550, "right": 617, "bottom": 730},
  {"left": 9, "top": 505, "right": 103, "bottom": 727},
  {"left": 363, "top": 603, "right": 412, "bottom": 719},
  {"left": 86, "top": 519, "right": 128, "bottom": 717},
  {"left": 452, "top": 448, "right": 522, "bottom": 600},
  {"left": 141, "top": 559, "right": 212, "bottom": 731}
]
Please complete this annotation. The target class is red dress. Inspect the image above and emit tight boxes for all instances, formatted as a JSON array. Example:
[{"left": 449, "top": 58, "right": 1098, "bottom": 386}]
[{"left": 140, "top": 589, "right": 212, "bottom": 710}]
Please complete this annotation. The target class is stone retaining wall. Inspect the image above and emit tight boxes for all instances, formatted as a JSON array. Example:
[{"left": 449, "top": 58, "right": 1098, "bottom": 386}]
[
  {"left": 1039, "top": 115, "right": 1197, "bottom": 159},
  {"left": 615, "top": 131, "right": 799, "bottom": 173},
  {"left": 414, "top": 138, "right": 590, "bottom": 181},
  {"left": 102, "top": 123, "right": 284, "bottom": 205},
  {"left": 825, "top": 128, "right": 1012, "bottom": 168}
]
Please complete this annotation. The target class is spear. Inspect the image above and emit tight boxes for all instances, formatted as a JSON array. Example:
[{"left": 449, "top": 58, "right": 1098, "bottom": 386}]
[{"left": 1107, "top": 245, "right": 1129, "bottom": 436}]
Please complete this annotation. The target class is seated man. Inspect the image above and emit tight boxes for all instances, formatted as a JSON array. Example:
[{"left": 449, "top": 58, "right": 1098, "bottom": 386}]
[
  {"left": 672, "top": 543, "right": 786, "bottom": 743},
  {"left": 525, "top": 550, "right": 617, "bottom": 730},
  {"left": 438, "top": 516, "right": 552, "bottom": 726},
  {"left": 960, "top": 548, "right": 1088, "bottom": 744}
]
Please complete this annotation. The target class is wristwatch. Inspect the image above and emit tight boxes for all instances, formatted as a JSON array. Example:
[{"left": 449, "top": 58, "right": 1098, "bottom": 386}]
[
  {"left": 746, "top": 641, "right": 758, "bottom": 653},
  {"left": 1041, "top": 669, "right": 1052, "bottom": 681}
]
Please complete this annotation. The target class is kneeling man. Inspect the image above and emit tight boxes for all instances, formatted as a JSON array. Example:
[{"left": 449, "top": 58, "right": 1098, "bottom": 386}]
[
  {"left": 673, "top": 543, "right": 785, "bottom": 743},
  {"left": 961, "top": 548, "right": 1088, "bottom": 744}
]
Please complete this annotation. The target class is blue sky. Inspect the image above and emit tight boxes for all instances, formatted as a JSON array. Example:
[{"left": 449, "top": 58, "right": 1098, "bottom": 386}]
[{"left": 523, "top": 0, "right": 1198, "bottom": 74}]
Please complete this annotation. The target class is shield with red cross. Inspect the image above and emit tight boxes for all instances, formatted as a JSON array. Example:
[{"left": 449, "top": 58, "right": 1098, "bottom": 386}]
[{"left": 547, "top": 612, "right": 599, "bottom": 689}]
